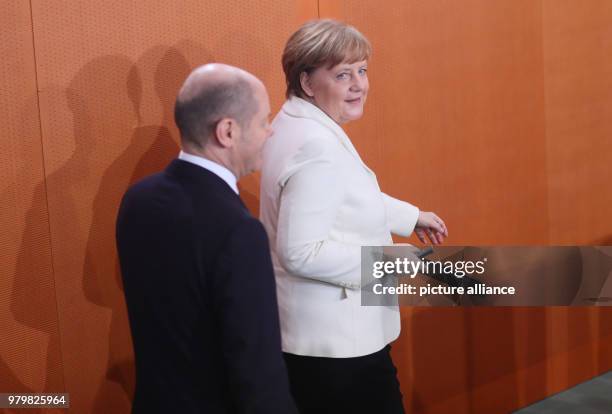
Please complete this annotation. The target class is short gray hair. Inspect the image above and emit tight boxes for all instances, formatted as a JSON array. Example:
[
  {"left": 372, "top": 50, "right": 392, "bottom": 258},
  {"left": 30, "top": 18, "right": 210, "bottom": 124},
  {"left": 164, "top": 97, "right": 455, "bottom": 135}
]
[{"left": 174, "top": 77, "right": 257, "bottom": 147}]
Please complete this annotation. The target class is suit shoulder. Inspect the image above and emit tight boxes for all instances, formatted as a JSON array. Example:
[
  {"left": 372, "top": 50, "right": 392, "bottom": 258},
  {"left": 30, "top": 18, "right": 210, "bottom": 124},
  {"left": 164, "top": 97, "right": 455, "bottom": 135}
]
[
  {"left": 228, "top": 214, "right": 268, "bottom": 244},
  {"left": 123, "top": 172, "right": 166, "bottom": 196},
  {"left": 214, "top": 216, "right": 272, "bottom": 273},
  {"left": 118, "top": 172, "right": 174, "bottom": 217}
]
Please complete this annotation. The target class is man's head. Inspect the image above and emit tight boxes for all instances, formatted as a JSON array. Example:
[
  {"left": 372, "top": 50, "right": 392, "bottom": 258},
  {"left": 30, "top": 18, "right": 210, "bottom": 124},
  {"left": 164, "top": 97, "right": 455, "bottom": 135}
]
[{"left": 174, "top": 63, "right": 272, "bottom": 178}]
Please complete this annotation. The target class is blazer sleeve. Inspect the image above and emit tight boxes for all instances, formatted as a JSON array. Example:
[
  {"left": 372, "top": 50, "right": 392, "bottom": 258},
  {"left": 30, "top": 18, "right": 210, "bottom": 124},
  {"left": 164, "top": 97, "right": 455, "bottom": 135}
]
[
  {"left": 275, "top": 138, "right": 362, "bottom": 290},
  {"left": 381, "top": 192, "right": 420, "bottom": 237},
  {"left": 213, "top": 217, "right": 297, "bottom": 414}
]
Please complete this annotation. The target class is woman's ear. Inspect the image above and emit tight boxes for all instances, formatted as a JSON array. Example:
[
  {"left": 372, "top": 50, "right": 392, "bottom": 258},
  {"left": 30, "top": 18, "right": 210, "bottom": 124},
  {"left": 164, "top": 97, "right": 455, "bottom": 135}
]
[{"left": 299, "top": 71, "right": 314, "bottom": 98}]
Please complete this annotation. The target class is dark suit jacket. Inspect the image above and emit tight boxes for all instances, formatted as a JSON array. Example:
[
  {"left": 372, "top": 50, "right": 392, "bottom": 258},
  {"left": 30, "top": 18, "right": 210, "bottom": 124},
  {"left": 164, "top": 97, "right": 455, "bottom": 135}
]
[{"left": 116, "top": 159, "right": 296, "bottom": 413}]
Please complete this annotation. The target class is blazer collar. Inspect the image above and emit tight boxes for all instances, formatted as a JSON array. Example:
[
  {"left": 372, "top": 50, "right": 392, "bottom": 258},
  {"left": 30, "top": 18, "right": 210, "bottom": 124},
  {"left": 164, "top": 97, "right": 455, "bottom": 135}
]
[{"left": 282, "top": 96, "right": 374, "bottom": 176}]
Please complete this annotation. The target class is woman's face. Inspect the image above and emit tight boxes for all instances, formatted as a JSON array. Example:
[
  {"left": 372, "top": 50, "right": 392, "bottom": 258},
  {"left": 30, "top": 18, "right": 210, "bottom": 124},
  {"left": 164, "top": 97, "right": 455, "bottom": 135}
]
[{"left": 301, "top": 59, "right": 369, "bottom": 125}]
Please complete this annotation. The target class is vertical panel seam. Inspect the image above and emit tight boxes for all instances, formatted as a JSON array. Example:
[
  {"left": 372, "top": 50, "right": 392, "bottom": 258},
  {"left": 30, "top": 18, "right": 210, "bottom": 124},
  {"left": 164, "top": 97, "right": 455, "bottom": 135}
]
[
  {"left": 540, "top": 0, "right": 552, "bottom": 245},
  {"left": 28, "top": 0, "right": 68, "bottom": 392}
]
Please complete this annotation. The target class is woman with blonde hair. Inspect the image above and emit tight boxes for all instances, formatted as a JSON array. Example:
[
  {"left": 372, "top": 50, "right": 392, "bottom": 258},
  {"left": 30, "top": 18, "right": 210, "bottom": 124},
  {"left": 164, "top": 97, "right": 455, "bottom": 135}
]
[{"left": 259, "top": 19, "right": 447, "bottom": 413}]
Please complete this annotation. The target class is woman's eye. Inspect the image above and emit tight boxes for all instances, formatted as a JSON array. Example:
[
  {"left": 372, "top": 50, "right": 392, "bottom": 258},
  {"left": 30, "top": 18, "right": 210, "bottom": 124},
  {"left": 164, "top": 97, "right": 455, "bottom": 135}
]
[
  {"left": 336, "top": 73, "right": 349, "bottom": 80},
  {"left": 359, "top": 68, "right": 368, "bottom": 75}
]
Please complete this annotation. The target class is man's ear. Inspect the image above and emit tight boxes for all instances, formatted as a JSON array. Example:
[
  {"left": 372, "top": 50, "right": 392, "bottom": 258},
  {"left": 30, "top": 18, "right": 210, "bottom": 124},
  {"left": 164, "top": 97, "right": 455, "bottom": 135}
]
[
  {"left": 299, "top": 71, "right": 314, "bottom": 98},
  {"left": 214, "top": 118, "right": 240, "bottom": 148}
]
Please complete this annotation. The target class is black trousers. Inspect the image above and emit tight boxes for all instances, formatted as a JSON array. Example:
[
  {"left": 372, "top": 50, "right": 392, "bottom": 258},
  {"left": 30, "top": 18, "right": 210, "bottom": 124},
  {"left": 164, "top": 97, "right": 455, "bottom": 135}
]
[{"left": 283, "top": 345, "right": 405, "bottom": 414}]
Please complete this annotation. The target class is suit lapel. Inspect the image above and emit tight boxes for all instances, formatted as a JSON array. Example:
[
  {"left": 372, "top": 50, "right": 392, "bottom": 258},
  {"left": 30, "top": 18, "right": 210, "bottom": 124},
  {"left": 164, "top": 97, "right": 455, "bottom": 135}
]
[{"left": 282, "top": 97, "right": 375, "bottom": 177}]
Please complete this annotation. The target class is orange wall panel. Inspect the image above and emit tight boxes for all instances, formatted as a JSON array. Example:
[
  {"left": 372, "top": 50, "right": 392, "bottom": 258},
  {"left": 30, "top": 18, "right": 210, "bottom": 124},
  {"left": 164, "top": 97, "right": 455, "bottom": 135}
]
[
  {"left": 1, "top": 1, "right": 610, "bottom": 413},
  {"left": 0, "top": 0, "right": 64, "bottom": 397},
  {"left": 318, "top": 1, "right": 612, "bottom": 413},
  {"left": 26, "top": 1, "right": 316, "bottom": 412},
  {"left": 542, "top": 0, "right": 612, "bottom": 245},
  {"left": 324, "top": 0, "right": 549, "bottom": 246}
]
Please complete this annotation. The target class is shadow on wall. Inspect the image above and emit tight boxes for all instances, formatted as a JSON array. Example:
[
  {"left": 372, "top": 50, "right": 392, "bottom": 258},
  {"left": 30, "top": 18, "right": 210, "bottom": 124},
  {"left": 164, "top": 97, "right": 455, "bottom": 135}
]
[
  {"left": 396, "top": 307, "right": 548, "bottom": 413},
  {"left": 595, "top": 235, "right": 612, "bottom": 246},
  {"left": 5, "top": 35, "right": 280, "bottom": 413},
  {"left": 34, "top": 55, "right": 137, "bottom": 412},
  {"left": 7, "top": 44, "right": 214, "bottom": 413},
  {"left": 397, "top": 245, "right": 612, "bottom": 412},
  {"left": 3, "top": 93, "right": 64, "bottom": 414},
  {"left": 81, "top": 44, "right": 213, "bottom": 413}
]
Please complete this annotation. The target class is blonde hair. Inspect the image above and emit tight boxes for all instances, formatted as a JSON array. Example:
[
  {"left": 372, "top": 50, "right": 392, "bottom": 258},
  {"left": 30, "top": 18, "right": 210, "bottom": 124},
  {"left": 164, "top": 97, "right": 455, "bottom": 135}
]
[{"left": 282, "top": 19, "right": 372, "bottom": 98}]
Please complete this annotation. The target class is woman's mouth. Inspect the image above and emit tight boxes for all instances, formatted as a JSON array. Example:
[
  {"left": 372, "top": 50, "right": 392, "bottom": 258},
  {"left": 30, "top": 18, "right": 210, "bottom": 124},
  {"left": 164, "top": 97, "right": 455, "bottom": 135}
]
[{"left": 345, "top": 97, "right": 362, "bottom": 104}]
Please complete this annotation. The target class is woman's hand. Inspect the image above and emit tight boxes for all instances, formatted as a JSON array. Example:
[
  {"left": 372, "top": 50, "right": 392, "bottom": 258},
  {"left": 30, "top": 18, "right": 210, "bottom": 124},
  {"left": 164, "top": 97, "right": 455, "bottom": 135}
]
[{"left": 415, "top": 211, "right": 448, "bottom": 245}]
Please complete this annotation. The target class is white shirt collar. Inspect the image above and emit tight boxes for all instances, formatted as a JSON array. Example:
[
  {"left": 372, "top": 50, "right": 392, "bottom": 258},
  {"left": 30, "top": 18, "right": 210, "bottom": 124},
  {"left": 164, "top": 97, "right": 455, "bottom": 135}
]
[{"left": 178, "top": 150, "right": 239, "bottom": 194}]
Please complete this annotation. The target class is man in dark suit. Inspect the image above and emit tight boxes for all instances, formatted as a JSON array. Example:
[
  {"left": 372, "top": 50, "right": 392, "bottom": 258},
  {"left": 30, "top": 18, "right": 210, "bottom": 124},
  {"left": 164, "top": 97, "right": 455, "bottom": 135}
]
[{"left": 116, "top": 63, "right": 297, "bottom": 413}]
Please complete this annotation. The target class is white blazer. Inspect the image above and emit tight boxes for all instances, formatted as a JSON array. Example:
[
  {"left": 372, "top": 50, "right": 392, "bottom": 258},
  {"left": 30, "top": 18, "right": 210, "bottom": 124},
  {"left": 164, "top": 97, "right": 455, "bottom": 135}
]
[{"left": 259, "top": 96, "right": 420, "bottom": 358}]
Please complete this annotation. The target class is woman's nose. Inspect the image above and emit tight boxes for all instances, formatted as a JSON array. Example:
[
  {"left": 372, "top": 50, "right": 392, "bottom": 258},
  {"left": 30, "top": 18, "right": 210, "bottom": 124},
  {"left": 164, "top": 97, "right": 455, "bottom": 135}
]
[{"left": 351, "top": 74, "right": 365, "bottom": 91}]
